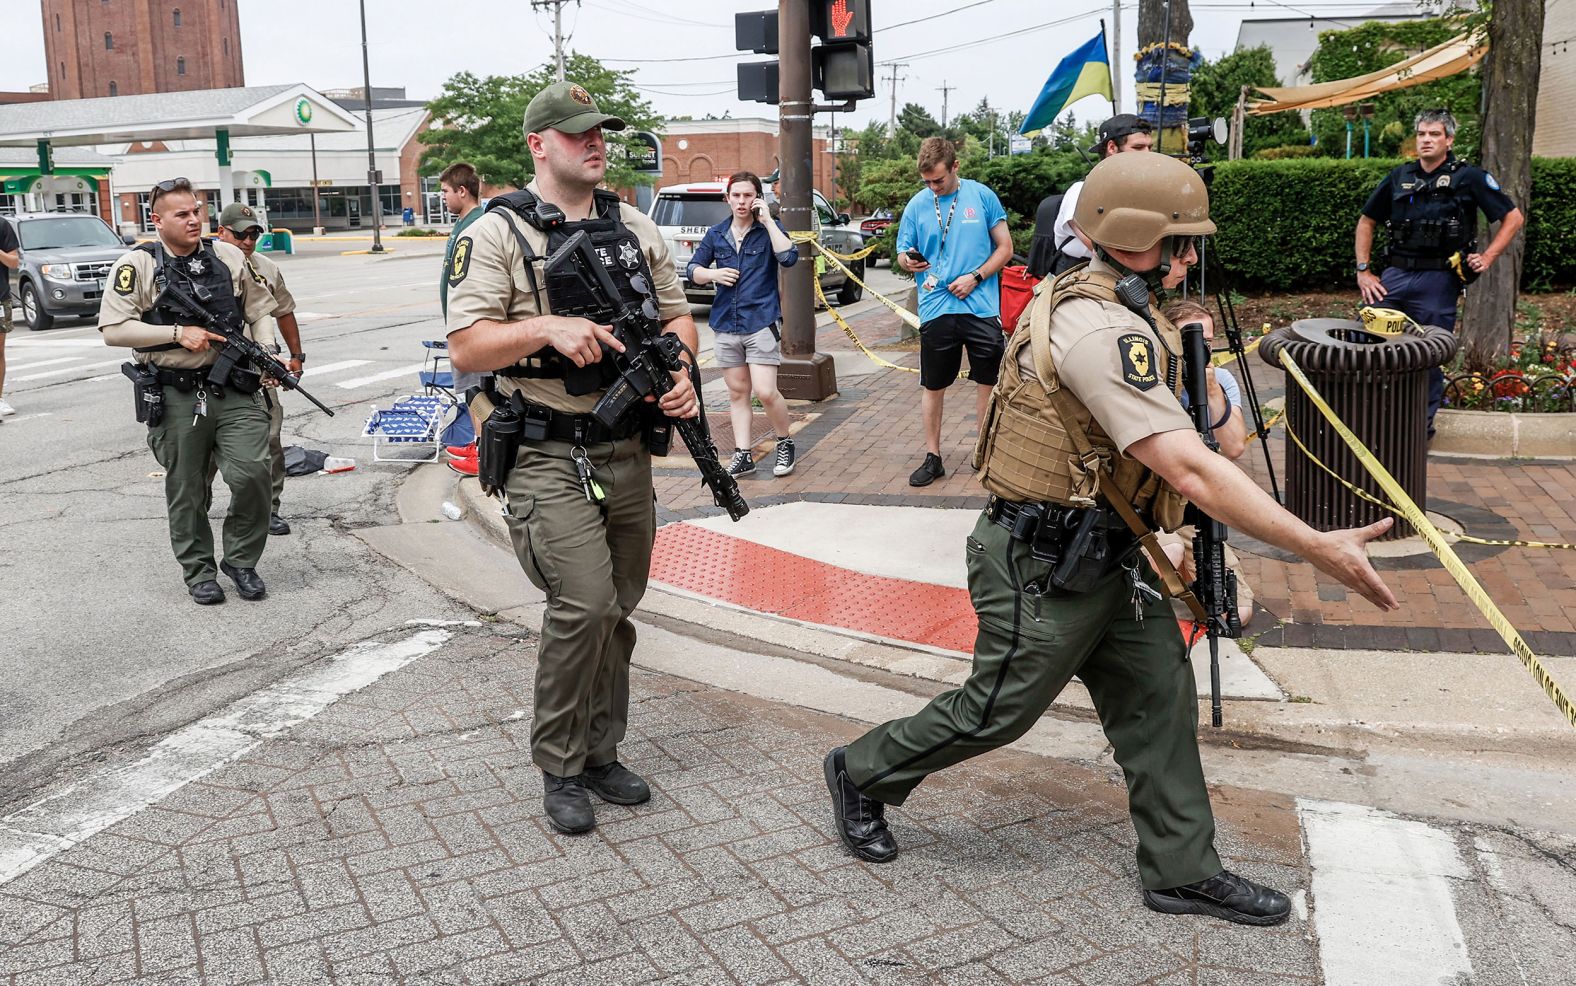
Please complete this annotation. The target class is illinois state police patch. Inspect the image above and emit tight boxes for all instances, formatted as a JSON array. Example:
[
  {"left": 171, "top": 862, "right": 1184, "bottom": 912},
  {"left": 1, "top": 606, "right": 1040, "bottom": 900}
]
[
  {"left": 1118, "top": 333, "right": 1159, "bottom": 391},
  {"left": 448, "top": 236, "right": 472, "bottom": 286},
  {"left": 113, "top": 264, "right": 137, "bottom": 296}
]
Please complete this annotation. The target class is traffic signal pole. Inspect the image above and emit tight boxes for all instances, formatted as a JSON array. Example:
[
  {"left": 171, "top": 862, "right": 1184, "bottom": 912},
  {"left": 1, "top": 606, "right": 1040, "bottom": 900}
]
[{"left": 776, "top": 0, "right": 837, "bottom": 400}]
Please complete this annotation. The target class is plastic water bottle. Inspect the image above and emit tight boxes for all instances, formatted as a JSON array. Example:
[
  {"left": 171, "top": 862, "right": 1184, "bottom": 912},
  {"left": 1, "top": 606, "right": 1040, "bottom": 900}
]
[
  {"left": 441, "top": 501, "right": 463, "bottom": 521},
  {"left": 322, "top": 456, "right": 356, "bottom": 474}
]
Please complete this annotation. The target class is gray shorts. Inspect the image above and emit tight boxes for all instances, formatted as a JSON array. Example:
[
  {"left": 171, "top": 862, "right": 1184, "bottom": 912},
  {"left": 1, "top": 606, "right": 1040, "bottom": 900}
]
[{"left": 712, "top": 325, "right": 781, "bottom": 367}]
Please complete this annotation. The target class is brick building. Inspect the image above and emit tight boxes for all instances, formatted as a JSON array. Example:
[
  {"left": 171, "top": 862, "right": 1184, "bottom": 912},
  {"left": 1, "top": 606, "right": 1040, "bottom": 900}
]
[
  {"left": 41, "top": 0, "right": 245, "bottom": 101},
  {"left": 658, "top": 117, "right": 841, "bottom": 203}
]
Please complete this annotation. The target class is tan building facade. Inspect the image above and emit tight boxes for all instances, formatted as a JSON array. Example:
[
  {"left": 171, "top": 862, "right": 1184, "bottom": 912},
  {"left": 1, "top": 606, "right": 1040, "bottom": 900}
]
[
  {"left": 1533, "top": 2, "right": 1575, "bottom": 157},
  {"left": 41, "top": 0, "right": 245, "bottom": 100}
]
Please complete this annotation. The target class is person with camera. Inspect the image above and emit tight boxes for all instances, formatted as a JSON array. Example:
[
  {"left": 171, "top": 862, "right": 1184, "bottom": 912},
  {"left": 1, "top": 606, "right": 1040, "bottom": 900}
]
[
  {"left": 444, "top": 81, "right": 698, "bottom": 836},
  {"left": 896, "top": 137, "right": 1013, "bottom": 488},
  {"left": 823, "top": 152, "right": 1398, "bottom": 926},
  {"left": 687, "top": 170, "right": 800, "bottom": 478},
  {"left": 1355, "top": 108, "right": 1523, "bottom": 437},
  {"left": 99, "top": 178, "right": 281, "bottom": 605}
]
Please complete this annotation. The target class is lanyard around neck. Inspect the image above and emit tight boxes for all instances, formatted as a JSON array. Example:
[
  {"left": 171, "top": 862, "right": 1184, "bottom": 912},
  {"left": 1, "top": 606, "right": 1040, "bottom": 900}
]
[{"left": 933, "top": 187, "right": 959, "bottom": 260}]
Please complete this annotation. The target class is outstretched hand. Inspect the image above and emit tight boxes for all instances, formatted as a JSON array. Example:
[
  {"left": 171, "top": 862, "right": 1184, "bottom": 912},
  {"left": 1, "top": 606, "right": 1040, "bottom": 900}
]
[{"left": 1309, "top": 517, "right": 1399, "bottom": 610}]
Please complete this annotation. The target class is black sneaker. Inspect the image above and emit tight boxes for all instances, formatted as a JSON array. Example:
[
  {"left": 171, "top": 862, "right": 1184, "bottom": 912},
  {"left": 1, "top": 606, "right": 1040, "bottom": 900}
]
[
  {"left": 726, "top": 449, "right": 756, "bottom": 477},
  {"left": 908, "top": 453, "right": 945, "bottom": 487},
  {"left": 1142, "top": 870, "right": 1291, "bottom": 926},
  {"left": 583, "top": 761, "right": 651, "bottom": 805},
  {"left": 542, "top": 772, "right": 596, "bottom": 834},
  {"left": 772, "top": 438, "right": 796, "bottom": 477}
]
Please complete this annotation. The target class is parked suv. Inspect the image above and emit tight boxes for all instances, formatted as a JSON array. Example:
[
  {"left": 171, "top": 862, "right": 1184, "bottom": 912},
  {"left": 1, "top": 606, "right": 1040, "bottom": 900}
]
[
  {"left": 648, "top": 182, "right": 867, "bottom": 306},
  {"left": 10, "top": 212, "right": 135, "bottom": 331}
]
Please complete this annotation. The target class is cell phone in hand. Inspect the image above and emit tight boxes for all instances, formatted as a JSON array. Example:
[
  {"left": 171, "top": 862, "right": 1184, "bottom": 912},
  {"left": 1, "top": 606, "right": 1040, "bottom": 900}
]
[{"left": 905, "top": 249, "right": 927, "bottom": 264}]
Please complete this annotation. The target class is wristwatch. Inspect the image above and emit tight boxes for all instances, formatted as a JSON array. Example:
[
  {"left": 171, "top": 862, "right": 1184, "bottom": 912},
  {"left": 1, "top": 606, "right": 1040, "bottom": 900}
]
[
  {"left": 1355, "top": 262, "right": 1370, "bottom": 272},
  {"left": 971, "top": 270, "right": 984, "bottom": 284},
  {"left": 290, "top": 352, "right": 306, "bottom": 362}
]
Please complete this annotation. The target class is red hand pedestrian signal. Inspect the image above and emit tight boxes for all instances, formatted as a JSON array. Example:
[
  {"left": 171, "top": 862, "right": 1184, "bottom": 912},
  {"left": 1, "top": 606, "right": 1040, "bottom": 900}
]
[{"left": 831, "top": 0, "right": 853, "bottom": 37}]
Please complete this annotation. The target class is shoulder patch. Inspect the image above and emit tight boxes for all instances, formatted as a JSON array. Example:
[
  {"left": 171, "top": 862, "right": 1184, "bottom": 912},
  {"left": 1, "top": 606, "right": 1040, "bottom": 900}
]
[
  {"left": 1484, "top": 172, "right": 1501, "bottom": 191},
  {"left": 113, "top": 263, "right": 137, "bottom": 297},
  {"left": 448, "top": 236, "right": 473, "bottom": 286},
  {"left": 1117, "top": 332, "right": 1159, "bottom": 391}
]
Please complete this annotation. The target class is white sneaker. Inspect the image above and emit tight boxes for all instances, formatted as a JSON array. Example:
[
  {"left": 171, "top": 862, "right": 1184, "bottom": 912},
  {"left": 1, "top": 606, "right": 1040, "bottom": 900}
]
[{"left": 0, "top": 399, "right": 15, "bottom": 417}]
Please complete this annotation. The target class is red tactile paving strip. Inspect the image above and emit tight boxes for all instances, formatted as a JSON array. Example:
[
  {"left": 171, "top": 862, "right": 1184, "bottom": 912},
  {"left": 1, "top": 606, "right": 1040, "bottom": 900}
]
[
  {"left": 652, "top": 523, "right": 1197, "bottom": 654},
  {"left": 651, "top": 523, "right": 981, "bottom": 652}
]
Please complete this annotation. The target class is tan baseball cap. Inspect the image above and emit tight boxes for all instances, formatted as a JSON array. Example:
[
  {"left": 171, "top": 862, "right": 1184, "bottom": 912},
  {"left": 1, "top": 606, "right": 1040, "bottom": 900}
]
[
  {"left": 522, "top": 81, "right": 627, "bottom": 139},
  {"left": 218, "top": 202, "right": 263, "bottom": 232}
]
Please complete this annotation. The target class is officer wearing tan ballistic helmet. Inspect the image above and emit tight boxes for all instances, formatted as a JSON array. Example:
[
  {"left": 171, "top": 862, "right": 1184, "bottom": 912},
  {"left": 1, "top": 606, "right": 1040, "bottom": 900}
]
[{"left": 823, "top": 152, "right": 1399, "bottom": 927}]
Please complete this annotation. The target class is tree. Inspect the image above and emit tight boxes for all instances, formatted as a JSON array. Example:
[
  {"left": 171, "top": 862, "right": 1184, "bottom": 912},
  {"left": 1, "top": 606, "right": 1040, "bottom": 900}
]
[
  {"left": 1138, "top": 0, "right": 1192, "bottom": 48},
  {"left": 419, "top": 52, "right": 662, "bottom": 190},
  {"left": 896, "top": 102, "right": 943, "bottom": 140},
  {"left": 1461, "top": 0, "right": 1544, "bottom": 362},
  {"left": 1189, "top": 46, "right": 1309, "bottom": 158}
]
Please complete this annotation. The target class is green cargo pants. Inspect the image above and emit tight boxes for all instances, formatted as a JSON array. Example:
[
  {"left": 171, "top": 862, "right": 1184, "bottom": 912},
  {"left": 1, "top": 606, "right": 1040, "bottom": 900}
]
[
  {"left": 148, "top": 386, "right": 272, "bottom": 586},
  {"left": 504, "top": 435, "right": 655, "bottom": 778},
  {"left": 845, "top": 510, "right": 1223, "bottom": 891}
]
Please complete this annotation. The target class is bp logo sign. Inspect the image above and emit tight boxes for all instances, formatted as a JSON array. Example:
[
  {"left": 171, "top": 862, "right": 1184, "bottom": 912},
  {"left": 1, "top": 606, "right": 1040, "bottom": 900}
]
[{"left": 294, "top": 98, "right": 313, "bottom": 125}]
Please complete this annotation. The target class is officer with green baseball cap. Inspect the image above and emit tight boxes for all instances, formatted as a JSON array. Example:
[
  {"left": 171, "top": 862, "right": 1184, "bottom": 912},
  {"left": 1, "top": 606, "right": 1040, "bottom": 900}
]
[
  {"left": 522, "top": 80, "right": 627, "bottom": 138},
  {"left": 218, "top": 201, "right": 264, "bottom": 234}
]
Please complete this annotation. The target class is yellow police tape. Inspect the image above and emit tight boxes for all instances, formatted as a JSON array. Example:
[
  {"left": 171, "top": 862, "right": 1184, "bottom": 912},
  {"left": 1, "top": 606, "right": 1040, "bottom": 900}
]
[
  {"left": 1278, "top": 351, "right": 1576, "bottom": 730},
  {"left": 1358, "top": 306, "right": 1423, "bottom": 336},
  {"left": 786, "top": 231, "right": 936, "bottom": 375}
]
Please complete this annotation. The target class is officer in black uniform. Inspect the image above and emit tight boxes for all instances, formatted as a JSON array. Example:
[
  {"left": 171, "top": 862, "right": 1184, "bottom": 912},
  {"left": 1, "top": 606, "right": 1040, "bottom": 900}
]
[{"left": 1356, "top": 107, "right": 1524, "bottom": 435}]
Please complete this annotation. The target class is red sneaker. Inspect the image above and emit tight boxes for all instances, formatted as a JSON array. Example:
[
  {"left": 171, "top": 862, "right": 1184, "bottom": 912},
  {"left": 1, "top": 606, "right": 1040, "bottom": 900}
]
[
  {"left": 446, "top": 443, "right": 478, "bottom": 459},
  {"left": 447, "top": 456, "right": 479, "bottom": 477}
]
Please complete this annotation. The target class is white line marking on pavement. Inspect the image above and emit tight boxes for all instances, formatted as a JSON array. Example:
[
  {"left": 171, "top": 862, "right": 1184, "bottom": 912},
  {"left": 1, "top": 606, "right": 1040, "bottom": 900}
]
[
  {"left": 301, "top": 359, "right": 372, "bottom": 378},
  {"left": 0, "top": 628, "right": 451, "bottom": 887},
  {"left": 5, "top": 338, "right": 104, "bottom": 348},
  {"left": 336, "top": 363, "right": 427, "bottom": 389},
  {"left": 12, "top": 359, "right": 125, "bottom": 383},
  {"left": 0, "top": 412, "right": 54, "bottom": 425},
  {"left": 1298, "top": 799, "right": 1473, "bottom": 986},
  {"left": 3, "top": 356, "right": 83, "bottom": 371}
]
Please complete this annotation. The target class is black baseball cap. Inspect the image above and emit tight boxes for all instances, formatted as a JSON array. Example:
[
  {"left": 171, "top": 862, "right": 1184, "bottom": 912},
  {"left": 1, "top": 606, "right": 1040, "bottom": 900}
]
[{"left": 1090, "top": 113, "right": 1154, "bottom": 154}]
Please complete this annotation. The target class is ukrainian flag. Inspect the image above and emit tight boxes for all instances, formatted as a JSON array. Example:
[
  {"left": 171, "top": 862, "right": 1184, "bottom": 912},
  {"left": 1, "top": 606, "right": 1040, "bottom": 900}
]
[{"left": 1020, "top": 28, "right": 1113, "bottom": 134}]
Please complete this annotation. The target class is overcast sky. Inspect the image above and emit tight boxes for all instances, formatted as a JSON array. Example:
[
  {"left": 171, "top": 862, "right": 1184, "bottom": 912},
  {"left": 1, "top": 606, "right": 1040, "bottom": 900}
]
[{"left": 2, "top": 0, "right": 1424, "bottom": 131}]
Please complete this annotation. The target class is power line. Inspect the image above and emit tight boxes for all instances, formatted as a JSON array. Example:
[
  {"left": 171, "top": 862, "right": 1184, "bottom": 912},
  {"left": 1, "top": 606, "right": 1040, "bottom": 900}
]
[
  {"left": 882, "top": 8, "right": 1106, "bottom": 64},
  {"left": 880, "top": 0, "right": 1005, "bottom": 32}
]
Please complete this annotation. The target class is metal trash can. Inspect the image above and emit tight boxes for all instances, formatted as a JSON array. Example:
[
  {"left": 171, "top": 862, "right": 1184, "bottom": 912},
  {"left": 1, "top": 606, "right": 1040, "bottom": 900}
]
[{"left": 1260, "top": 318, "right": 1456, "bottom": 540}]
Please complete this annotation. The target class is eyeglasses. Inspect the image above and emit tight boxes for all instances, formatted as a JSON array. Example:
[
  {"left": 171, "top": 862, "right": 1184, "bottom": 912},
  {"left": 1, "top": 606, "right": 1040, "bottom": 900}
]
[
  {"left": 229, "top": 228, "right": 262, "bottom": 241},
  {"left": 1171, "top": 235, "right": 1201, "bottom": 258},
  {"left": 149, "top": 177, "right": 191, "bottom": 206}
]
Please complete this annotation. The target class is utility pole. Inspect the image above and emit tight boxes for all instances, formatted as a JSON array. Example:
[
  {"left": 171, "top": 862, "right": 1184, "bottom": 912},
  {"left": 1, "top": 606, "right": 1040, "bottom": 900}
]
[
  {"left": 358, "top": 0, "right": 383, "bottom": 254},
  {"left": 532, "top": 0, "right": 577, "bottom": 80},
  {"left": 1111, "top": 0, "right": 1122, "bottom": 111},
  {"left": 884, "top": 61, "right": 908, "bottom": 136},
  {"left": 937, "top": 80, "right": 954, "bottom": 128}
]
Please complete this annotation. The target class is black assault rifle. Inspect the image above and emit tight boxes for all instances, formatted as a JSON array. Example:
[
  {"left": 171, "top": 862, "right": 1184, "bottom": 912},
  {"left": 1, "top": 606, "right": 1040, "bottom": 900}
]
[
  {"left": 545, "top": 230, "right": 749, "bottom": 521},
  {"left": 1180, "top": 320, "right": 1242, "bottom": 728},
  {"left": 157, "top": 277, "right": 335, "bottom": 417}
]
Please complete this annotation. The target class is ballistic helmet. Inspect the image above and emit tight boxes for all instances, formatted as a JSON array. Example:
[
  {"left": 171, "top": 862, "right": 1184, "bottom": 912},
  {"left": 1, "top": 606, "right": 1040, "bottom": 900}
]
[{"left": 1072, "top": 152, "right": 1215, "bottom": 253}]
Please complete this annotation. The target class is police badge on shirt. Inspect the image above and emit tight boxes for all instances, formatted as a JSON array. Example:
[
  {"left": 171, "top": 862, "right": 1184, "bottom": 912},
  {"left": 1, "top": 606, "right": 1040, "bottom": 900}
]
[{"left": 1118, "top": 333, "right": 1159, "bottom": 391}]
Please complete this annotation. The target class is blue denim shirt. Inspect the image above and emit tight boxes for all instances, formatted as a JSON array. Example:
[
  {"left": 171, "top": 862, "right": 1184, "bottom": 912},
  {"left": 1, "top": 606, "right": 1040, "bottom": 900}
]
[{"left": 686, "top": 218, "right": 799, "bottom": 335}]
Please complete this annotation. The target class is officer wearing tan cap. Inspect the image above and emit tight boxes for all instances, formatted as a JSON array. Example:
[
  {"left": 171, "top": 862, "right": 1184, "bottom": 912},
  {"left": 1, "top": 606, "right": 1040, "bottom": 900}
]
[
  {"left": 825, "top": 153, "right": 1399, "bottom": 927},
  {"left": 218, "top": 201, "right": 301, "bottom": 536},
  {"left": 445, "top": 81, "right": 699, "bottom": 834}
]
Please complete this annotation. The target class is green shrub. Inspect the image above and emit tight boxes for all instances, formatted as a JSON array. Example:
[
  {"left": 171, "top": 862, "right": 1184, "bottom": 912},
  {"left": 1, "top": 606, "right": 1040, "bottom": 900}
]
[
  {"left": 1524, "top": 158, "right": 1576, "bottom": 292},
  {"left": 1252, "top": 145, "right": 1320, "bottom": 160}
]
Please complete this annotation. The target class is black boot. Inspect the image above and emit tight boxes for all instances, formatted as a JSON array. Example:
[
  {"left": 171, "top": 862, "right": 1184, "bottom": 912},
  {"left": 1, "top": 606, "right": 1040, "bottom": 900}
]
[
  {"left": 823, "top": 747, "right": 898, "bottom": 863},
  {"left": 542, "top": 772, "right": 596, "bottom": 834},
  {"left": 189, "top": 580, "right": 226, "bottom": 605},
  {"left": 583, "top": 761, "right": 650, "bottom": 805},
  {"left": 269, "top": 513, "right": 291, "bottom": 535},
  {"left": 1142, "top": 870, "right": 1291, "bottom": 926},
  {"left": 219, "top": 561, "right": 266, "bottom": 601}
]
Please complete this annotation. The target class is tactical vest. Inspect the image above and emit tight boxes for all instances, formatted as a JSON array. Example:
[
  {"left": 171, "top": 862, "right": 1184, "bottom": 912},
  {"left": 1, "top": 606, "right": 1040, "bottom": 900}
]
[
  {"left": 133, "top": 241, "right": 244, "bottom": 366},
  {"left": 485, "top": 188, "right": 655, "bottom": 395},
  {"left": 973, "top": 266, "right": 1188, "bottom": 533},
  {"left": 1385, "top": 155, "right": 1473, "bottom": 259}
]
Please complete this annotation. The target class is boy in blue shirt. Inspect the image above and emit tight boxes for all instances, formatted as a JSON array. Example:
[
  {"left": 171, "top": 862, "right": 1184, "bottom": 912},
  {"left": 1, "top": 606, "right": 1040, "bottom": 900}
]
[{"left": 895, "top": 137, "right": 1013, "bottom": 486}]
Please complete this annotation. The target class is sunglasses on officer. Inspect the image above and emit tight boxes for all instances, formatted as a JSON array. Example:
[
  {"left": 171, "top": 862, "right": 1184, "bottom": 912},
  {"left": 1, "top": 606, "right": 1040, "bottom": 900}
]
[
  {"left": 149, "top": 177, "right": 194, "bottom": 207},
  {"left": 1170, "top": 235, "right": 1201, "bottom": 259},
  {"left": 227, "top": 227, "right": 262, "bottom": 241}
]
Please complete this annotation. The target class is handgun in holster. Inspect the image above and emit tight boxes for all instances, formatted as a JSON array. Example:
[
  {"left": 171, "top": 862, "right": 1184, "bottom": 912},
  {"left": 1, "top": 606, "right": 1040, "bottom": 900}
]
[
  {"left": 121, "top": 361, "right": 165, "bottom": 427},
  {"left": 1049, "top": 507, "right": 1112, "bottom": 592}
]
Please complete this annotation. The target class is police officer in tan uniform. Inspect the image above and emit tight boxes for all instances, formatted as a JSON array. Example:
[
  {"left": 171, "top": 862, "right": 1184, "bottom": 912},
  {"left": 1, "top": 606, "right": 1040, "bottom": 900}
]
[
  {"left": 446, "top": 82, "right": 699, "bottom": 834},
  {"left": 100, "top": 179, "right": 280, "bottom": 604},
  {"left": 217, "top": 202, "right": 303, "bottom": 536},
  {"left": 824, "top": 153, "right": 1399, "bottom": 925}
]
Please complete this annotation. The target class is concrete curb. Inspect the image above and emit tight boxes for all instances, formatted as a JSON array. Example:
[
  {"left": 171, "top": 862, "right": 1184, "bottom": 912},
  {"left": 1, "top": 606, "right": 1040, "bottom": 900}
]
[{"left": 1432, "top": 408, "right": 1576, "bottom": 459}]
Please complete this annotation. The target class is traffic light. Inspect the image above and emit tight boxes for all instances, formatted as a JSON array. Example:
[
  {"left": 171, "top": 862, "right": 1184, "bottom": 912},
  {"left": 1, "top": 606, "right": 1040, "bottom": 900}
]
[
  {"left": 812, "top": 0, "right": 874, "bottom": 101},
  {"left": 736, "top": 10, "right": 780, "bottom": 104}
]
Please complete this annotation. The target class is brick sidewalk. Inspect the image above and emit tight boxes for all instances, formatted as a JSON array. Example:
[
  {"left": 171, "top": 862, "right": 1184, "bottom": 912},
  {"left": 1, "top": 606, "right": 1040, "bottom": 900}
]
[
  {"left": 0, "top": 626, "right": 1315, "bottom": 985},
  {"left": 659, "top": 307, "right": 1576, "bottom": 653}
]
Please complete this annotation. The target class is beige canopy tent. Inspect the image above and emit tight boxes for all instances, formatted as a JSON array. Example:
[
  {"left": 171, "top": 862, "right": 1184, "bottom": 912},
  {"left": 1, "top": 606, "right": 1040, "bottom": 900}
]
[{"left": 1245, "top": 32, "right": 1486, "bottom": 116}]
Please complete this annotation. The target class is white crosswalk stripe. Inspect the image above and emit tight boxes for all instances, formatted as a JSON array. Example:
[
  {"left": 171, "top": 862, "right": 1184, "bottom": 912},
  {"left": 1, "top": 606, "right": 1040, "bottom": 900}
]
[
  {"left": 4, "top": 338, "right": 103, "bottom": 349},
  {"left": 12, "top": 359, "right": 125, "bottom": 383},
  {"left": 335, "top": 363, "right": 427, "bottom": 390},
  {"left": 2, "top": 356, "right": 83, "bottom": 371},
  {"left": 301, "top": 359, "right": 372, "bottom": 378}
]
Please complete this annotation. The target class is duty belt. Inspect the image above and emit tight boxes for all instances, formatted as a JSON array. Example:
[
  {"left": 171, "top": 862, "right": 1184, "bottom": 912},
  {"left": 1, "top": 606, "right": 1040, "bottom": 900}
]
[
  {"left": 1387, "top": 254, "right": 1452, "bottom": 272},
  {"left": 987, "top": 495, "right": 1124, "bottom": 537},
  {"left": 516, "top": 398, "right": 644, "bottom": 444},
  {"left": 153, "top": 367, "right": 216, "bottom": 391},
  {"left": 495, "top": 354, "right": 567, "bottom": 379}
]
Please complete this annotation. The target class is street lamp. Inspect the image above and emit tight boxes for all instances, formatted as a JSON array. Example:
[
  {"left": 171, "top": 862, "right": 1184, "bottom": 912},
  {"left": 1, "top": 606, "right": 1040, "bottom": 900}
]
[
  {"left": 1359, "top": 102, "right": 1376, "bottom": 159},
  {"left": 1342, "top": 104, "right": 1357, "bottom": 160},
  {"left": 359, "top": 0, "right": 384, "bottom": 254}
]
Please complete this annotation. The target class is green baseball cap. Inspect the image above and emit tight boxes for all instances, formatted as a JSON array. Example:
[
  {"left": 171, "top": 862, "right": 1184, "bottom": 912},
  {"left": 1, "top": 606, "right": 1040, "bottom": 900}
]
[
  {"left": 522, "top": 81, "right": 627, "bottom": 139},
  {"left": 218, "top": 201, "right": 264, "bottom": 232}
]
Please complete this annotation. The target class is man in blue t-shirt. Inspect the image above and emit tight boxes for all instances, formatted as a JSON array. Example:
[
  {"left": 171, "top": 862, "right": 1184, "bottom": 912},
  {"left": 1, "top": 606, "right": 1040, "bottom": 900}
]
[{"left": 895, "top": 137, "right": 1013, "bottom": 486}]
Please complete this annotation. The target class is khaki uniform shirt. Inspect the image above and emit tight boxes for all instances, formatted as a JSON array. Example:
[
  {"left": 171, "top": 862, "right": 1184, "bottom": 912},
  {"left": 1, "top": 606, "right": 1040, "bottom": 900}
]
[
  {"left": 1020, "top": 257, "right": 1193, "bottom": 454},
  {"left": 244, "top": 250, "right": 296, "bottom": 351},
  {"left": 444, "top": 181, "right": 689, "bottom": 414},
  {"left": 99, "top": 240, "right": 279, "bottom": 370}
]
